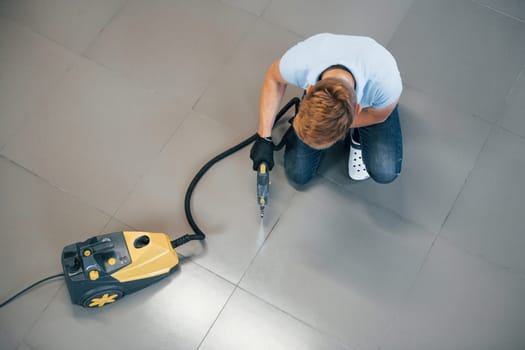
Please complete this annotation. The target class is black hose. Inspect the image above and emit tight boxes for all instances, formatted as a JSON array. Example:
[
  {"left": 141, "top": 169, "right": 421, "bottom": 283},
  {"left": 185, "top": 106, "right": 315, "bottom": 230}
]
[{"left": 171, "top": 97, "right": 300, "bottom": 248}]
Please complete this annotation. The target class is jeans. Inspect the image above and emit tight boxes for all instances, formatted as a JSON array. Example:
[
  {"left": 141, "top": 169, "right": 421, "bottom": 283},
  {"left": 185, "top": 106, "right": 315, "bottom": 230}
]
[{"left": 284, "top": 106, "right": 403, "bottom": 185}]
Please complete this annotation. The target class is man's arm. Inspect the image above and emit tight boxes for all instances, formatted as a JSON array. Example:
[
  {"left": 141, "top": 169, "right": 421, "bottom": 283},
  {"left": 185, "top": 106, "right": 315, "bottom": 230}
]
[
  {"left": 350, "top": 101, "right": 397, "bottom": 128},
  {"left": 258, "top": 60, "right": 288, "bottom": 137}
]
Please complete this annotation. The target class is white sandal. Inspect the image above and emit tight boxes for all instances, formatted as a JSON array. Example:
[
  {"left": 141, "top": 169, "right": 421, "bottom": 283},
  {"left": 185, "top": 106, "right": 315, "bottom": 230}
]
[{"left": 348, "top": 137, "right": 370, "bottom": 181}]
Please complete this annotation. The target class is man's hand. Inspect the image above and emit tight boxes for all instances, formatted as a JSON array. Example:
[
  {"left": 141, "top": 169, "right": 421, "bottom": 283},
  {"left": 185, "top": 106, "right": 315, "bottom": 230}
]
[{"left": 250, "top": 134, "right": 275, "bottom": 171}]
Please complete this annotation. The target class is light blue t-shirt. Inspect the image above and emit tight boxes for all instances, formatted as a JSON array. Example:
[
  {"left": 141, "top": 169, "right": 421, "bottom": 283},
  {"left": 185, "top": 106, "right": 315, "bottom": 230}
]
[{"left": 279, "top": 33, "right": 402, "bottom": 108}]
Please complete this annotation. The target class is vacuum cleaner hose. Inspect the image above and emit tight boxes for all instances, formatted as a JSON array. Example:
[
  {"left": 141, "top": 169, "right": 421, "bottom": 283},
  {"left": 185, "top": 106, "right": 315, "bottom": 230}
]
[{"left": 171, "top": 97, "right": 300, "bottom": 248}]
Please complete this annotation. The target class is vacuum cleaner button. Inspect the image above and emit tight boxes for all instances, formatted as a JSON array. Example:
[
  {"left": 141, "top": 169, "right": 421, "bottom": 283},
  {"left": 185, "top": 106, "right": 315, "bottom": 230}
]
[
  {"left": 89, "top": 270, "right": 100, "bottom": 281},
  {"left": 134, "top": 235, "right": 150, "bottom": 248}
]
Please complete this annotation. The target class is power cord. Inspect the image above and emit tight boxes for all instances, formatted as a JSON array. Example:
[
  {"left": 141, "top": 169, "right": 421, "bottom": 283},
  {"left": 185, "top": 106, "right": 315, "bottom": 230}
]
[{"left": 0, "top": 273, "right": 64, "bottom": 308}]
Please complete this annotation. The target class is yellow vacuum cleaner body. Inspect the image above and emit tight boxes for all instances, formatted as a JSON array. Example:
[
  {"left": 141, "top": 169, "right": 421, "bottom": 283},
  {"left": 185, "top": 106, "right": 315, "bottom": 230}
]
[{"left": 61, "top": 231, "right": 179, "bottom": 308}]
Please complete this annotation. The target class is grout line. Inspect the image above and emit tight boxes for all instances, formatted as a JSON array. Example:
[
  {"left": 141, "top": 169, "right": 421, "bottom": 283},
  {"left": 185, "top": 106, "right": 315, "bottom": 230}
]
[
  {"left": 190, "top": 84, "right": 210, "bottom": 111},
  {"left": 191, "top": 11, "right": 258, "bottom": 112},
  {"left": 438, "top": 235, "right": 525, "bottom": 279},
  {"left": 3, "top": 0, "right": 129, "bottom": 56},
  {"left": 260, "top": 0, "right": 273, "bottom": 18},
  {"left": 377, "top": 230, "right": 440, "bottom": 350},
  {"left": 492, "top": 68, "right": 524, "bottom": 126},
  {"left": 401, "top": 82, "right": 499, "bottom": 127},
  {"left": 234, "top": 196, "right": 291, "bottom": 284},
  {"left": 437, "top": 122, "right": 494, "bottom": 236},
  {"left": 19, "top": 341, "right": 39, "bottom": 350},
  {"left": 257, "top": 2, "right": 307, "bottom": 41},
  {"left": 0, "top": 14, "right": 75, "bottom": 54},
  {"left": 0, "top": 154, "right": 114, "bottom": 220},
  {"left": 498, "top": 64, "right": 525, "bottom": 128},
  {"left": 260, "top": 16, "right": 307, "bottom": 41},
  {"left": 108, "top": 109, "right": 194, "bottom": 220},
  {"left": 499, "top": 124, "right": 525, "bottom": 141},
  {"left": 195, "top": 286, "right": 238, "bottom": 350},
  {"left": 505, "top": 65, "right": 524, "bottom": 101},
  {"left": 101, "top": 216, "right": 116, "bottom": 232},
  {"left": 82, "top": 0, "right": 129, "bottom": 56},
  {"left": 238, "top": 286, "right": 355, "bottom": 350},
  {"left": 77, "top": 4, "right": 175, "bottom": 101},
  {"left": 473, "top": 1, "right": 525, "bottom": 23},
  {"left": 190, "top": 0, "right": 268, "bottom": 112},
  {"left": 19, "top": 281, "right": 65, "bottom": 349},
  {"left": 215, "top": 0, "right": 263, "bottom": 17},
  {"left": 259, "top": 0, "right": 269, "bottom": 17},
  {"left": 321, "top": 174, "right": 439, "bottom": 236}
]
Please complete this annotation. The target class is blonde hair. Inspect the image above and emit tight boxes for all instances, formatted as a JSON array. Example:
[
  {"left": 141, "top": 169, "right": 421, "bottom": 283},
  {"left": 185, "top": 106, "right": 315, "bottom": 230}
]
[{"left": 293, "top": 78, "right": 356, "bottom": 149}]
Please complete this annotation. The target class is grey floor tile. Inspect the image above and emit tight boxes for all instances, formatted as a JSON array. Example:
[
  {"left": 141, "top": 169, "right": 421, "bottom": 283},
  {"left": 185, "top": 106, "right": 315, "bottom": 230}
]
[
  {"left": 475, "top": 0, "right": 525, "bottom": 22},
  {"left": 381, "top": 238, "right": 525, "bottom": 350},
  {"left": 24, "top": 263, "right": 235, "bottom": 350},
  {"left": 200, "top": 288, "right": 351, "bottom": 350},
  {"left": 85, "top": 0, "right": 257, "bottom": 107},
  {"left": 262, "top": 0, "right": 416, "bottom": 46},
  {"left": 115, "top": 112, "right": 296, "bottom": 283},
  {"left": 219, "top": 0, "right": 271, "bottom": 16},
  {"left": 0, "top": 0, "right": 126, "bottom": 54},
  {"left": 0, "top": 157, "right": 110, "bottom": 344},
  {"left": 501, "top": 68, "right": 525, "bottom": 138},
  {"left": 1, "top": 57, "right": 189, "bottom": 214},
  {"left": 0, "top": 329, "right": 18, "bottom": 350},
  {"left": 0, "top": 18, "right": 76, "bottom": 149},
  {"left": 441, "top": 127, "right": 525, "bottom": 273},
  {"left": 240, "top": 179, "right": 434, "bottom": 350},
  {"left": 194, "top": 19, "right": 303, "bottom": 136},
  {"left": 388, "top": 0, "right": 525, "bottom": 122},
  {"left": 320, "top": 87, "right": 491, "bottom": 233}
]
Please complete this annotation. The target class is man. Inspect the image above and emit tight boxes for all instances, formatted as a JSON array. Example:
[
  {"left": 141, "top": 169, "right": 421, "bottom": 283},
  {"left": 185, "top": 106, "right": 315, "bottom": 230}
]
[{"left": 250, "top": 33, "right": 403, "bottom": 186}]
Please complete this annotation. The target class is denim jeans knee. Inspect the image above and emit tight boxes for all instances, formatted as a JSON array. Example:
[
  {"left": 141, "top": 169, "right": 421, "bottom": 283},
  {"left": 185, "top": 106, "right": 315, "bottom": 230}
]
[
  {"left": 359, "top": 106, "right": 403, "bottom": 184},
  {"left": 285, "top": 165, "right": 316, "bottom": 185},
  {"left": 284, "top": 128, "right": 325, "bottom": 186},
  {"left": 368, "top": 165, "right": 400, "bottom": 184}
]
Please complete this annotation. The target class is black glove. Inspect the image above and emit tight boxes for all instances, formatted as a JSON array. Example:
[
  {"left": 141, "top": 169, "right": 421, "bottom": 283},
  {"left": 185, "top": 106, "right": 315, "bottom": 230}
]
[{"left": 250, "top": 134, "right": 275, "bottom": 171}]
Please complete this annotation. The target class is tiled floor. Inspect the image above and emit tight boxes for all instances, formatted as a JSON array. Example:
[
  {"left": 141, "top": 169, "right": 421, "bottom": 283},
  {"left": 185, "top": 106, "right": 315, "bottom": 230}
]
[{"left": 1, "top": 1, "right": 524, "bottom": 349}]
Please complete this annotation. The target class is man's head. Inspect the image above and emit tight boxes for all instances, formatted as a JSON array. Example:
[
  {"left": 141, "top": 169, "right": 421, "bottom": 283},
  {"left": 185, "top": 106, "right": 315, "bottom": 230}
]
[{"left": 293, "top": 77, "right": 358, "bottom": 150}]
